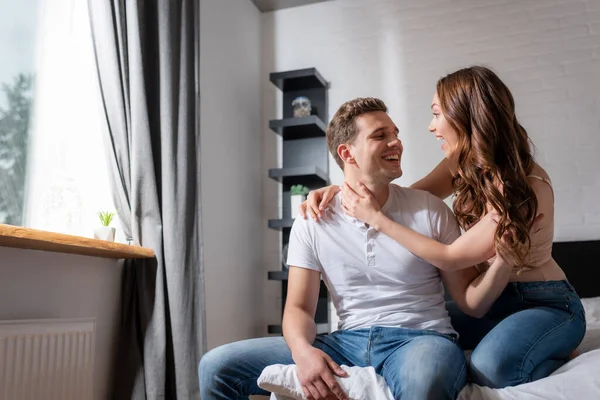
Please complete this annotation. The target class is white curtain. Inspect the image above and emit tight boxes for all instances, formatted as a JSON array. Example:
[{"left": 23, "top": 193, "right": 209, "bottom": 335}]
[{"left": 25, "top": 0, "right": 118, "bottom": 238}]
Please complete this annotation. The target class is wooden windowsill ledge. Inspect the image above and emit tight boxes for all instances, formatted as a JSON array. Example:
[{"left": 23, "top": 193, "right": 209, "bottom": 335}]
[{"left": 0, "top": 224, "right": 155, "bottom": 260}]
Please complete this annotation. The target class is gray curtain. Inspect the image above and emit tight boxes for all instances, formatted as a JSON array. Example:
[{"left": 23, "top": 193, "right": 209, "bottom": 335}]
[{"left": 88, "top": 0, "right": 205, "bottom": 398}]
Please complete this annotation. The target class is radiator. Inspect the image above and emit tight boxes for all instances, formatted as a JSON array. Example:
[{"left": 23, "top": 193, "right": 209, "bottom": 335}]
[{"left": 0, "top": 319, "right": 95, "bottom": 400}]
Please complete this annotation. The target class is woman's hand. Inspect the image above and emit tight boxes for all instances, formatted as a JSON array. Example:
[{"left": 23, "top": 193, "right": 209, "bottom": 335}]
[
  {"left": 299, "top": 185, "right": 341, "bottom": 221},
  {"left": 489, "top": 250, "right": 513, "bottom": 272},
  {"left": 341, "top": 182, "right": 382, "bottom": 227}
]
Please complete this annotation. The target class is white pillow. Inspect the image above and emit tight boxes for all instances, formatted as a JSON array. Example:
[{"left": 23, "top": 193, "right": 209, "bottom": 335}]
[
  {"left": 582, "top": 296, "right": 600, "bottom": 324},
  {"left": 578, "top": 323, "right": 600, "bottom": 354},
  {"left": 575, "top": 297, "right": 600, "bottom": 354}
]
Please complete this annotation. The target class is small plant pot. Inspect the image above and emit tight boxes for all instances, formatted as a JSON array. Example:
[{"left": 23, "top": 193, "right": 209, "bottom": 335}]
[
  {"left": 290, "top": 195, "right": 306, "bottom": 219},
  {"left": 94, "top": 226, "right": 116, "bottom": 242}
]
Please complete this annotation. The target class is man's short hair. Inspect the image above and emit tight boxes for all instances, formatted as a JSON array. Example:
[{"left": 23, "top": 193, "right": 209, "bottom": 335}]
[{"left": 326, "top": 97, "right": 388, "bottom": 170}]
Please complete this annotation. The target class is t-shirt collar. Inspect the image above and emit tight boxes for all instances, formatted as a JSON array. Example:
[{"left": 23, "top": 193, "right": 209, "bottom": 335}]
[{"left": 337, "top": 185, "right": 394, "bottom": 229}]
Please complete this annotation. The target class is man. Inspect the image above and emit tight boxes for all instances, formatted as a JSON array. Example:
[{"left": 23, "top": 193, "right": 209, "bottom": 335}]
[{"left": 199, "top": 97, "right": 508, "bottom": 400}]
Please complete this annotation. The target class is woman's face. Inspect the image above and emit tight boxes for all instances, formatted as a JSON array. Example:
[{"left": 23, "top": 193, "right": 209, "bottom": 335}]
[{"left": 429, "top": 92, "right": 459, "bottom": 160}]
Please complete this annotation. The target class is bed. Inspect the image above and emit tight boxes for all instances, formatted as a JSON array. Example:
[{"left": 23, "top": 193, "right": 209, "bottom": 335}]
[
  {"left": 458, "top": 239, "right": 600, "bottom": 399},
  {"left": 259, "top": 240, "right": 600, "bottom": 399}
]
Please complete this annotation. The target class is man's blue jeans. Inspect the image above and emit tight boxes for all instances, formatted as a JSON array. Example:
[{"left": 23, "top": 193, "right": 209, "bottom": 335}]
[
  {"left": 446, "top": 280, "right": 586, "bottom": 389},
  {"left": 199, "top": 326, "right": 467, "bottom": 399}
]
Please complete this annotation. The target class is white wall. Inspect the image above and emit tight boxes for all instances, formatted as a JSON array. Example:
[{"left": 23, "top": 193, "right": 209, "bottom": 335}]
[
  {"left": 0, "top": 247, "right": 123, "bottom": 400},
  {"left": 262, "top": 0, "right": 600, "bottom": 328},
  {"left": 200, "top": 0, "right": 264, "bottom": 350}
]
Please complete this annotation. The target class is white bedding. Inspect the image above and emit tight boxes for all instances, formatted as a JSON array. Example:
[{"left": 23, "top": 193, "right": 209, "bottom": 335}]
[
  {"left": 460, "top": 298, "right": 600, "bottom": 399},
  {"left": 459, "top": 324, "right": 600, "bottom": 399},
  {"left": 259, "top": 298, "right": 600, "bottom": 400}
]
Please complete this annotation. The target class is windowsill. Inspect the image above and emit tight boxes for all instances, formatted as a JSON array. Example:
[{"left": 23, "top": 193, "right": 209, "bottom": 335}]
[{"left": 0, "top": 224, "right": 155, "bottom": 260}]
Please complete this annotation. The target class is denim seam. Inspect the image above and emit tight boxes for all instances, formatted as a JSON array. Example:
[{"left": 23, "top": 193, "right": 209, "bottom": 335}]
[
  {"left": 566, "top": 292, "right": 587, "bottom": 324},
  {"left": 450, "top": 359, "right": 467, "bottom": 398},
  {"left": 233, "top": 376, "right": 260, "bottom": 395},
  {"left": 517, "top": 310, "right": 575, "bottom": 382}
]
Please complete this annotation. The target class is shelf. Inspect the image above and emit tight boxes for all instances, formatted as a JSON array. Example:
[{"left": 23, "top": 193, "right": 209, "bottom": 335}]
[
  {"left": 268, "top": 323, "right": 330, "bottom": 335},
  {"left": 268, "top": 270, "right": 324, "bottom": 281},
  {"left": 269, "top": 115, "right": 327, "bottom": 140},
  {"left": 270, "top": 68, "right": 328, "bottom": 91},
  {"left": 268, "top": 270, "right": 289, "bottom": 280},
  {"left": 0, "top": 224, "right": 154, "bottom": 260},
  {"left": 268, "top": 166, "right": 329, "bottom": 187},
  {"left": 268, "top": 218, "right": 294, "bottom": 230}
]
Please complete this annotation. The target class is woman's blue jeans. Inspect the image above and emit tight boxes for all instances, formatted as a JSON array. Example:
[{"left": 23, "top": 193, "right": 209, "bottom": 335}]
[{"left": 446, "top": 279, "right": 586, "bottom": 389}]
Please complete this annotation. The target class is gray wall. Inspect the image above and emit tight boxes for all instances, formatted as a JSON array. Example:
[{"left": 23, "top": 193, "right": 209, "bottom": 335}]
[
  {"left": 200, "top": 0, "right": 265, "bottom": 350},
  {"left": 0, "top": 247, "right": 123, "bottom": 400}
]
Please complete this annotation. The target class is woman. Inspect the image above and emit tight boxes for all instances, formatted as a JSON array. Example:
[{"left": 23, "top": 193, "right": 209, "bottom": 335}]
[{"left": 299, "top": 66, "right": 586, "bottom": 388}]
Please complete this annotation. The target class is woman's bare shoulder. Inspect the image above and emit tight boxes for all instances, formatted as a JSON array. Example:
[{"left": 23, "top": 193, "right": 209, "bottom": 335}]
[{"left": 529, "top": 163, "right": 551, "bottom": 182}]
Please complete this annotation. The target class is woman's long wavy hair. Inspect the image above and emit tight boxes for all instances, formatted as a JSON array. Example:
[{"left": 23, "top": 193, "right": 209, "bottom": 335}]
[{"left": 437, "top": 66, "right": 537, "bottom": 269}]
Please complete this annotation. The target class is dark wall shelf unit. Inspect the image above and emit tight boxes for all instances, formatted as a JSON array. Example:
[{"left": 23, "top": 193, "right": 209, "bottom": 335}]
[{"left": 267, "top": 67, "right": 330, "bottom": 335}]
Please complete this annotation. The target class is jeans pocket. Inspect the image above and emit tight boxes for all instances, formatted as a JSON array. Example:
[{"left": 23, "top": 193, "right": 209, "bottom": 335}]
[{"left": 520, "top": 290, "right": 573, "bottom": 315}]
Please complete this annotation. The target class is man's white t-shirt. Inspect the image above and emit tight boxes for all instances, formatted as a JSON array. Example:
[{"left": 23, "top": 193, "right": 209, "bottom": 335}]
[{"left": 287, "top": 185, "right": 461, "bottom": 335}]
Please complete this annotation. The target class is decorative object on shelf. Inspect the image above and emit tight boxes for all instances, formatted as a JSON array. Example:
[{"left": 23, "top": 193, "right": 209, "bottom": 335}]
[
  {"left": 292, "top": 96, "right": 311, "bottom": 118},
  {"left": 94, "top": 211, "right": 116, "bottom": 242},
  {"left": 290, "top": 185, "right": 309, "bottom": 219},
  {"left": 281, "top": 243, "right": 289, "bottom": 270}
]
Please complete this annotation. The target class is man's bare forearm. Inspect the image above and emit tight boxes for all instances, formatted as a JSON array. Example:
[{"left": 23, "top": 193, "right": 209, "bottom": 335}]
[{"left": 282, "top": 306, "right": 317, "bottom": 360}]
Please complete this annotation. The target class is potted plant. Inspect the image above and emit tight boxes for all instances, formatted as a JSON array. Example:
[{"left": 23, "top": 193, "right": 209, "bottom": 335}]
[
  {"left": 94, "top": 211, "right": 116, "bottom": 242},
  {"left": 290, "top": 185, "right": 309, "bottom": 219}
]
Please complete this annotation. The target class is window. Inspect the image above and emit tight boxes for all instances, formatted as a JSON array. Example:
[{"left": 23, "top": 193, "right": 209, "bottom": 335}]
[
  {"left": 0, "top": 1, "right": 37, "bottom": 226},
  {"left": 1, "top": 0, "right": 119, "bottom": 240}
]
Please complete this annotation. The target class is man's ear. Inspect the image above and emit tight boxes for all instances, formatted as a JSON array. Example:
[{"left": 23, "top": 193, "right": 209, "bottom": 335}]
[{"left": 338, "top": 144, "right": 355, "bottom": 165}]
